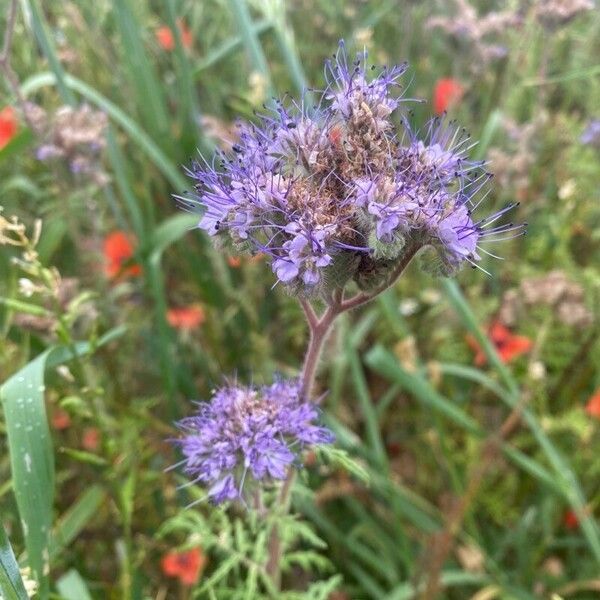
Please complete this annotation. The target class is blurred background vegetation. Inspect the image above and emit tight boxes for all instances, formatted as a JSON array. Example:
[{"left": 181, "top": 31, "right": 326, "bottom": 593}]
[{"left": 1, "top": 0, "right": 600, "bottom": 598}]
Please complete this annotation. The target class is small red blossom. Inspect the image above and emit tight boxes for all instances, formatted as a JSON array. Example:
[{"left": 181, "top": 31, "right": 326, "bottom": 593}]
[
  {"left": 563, "top": 509, "right": 579, "bottom": 530},
  {"left": 386, "top": 441, "right": 402, "bottom": 458},
  {"left": 227, "top": 254, "right": 265, "bottom": 268},
  {"left": 227, "top": 256, "right": 242, "bottom": 268},
  {"left": 51, "top": 408, "right": 71, "bottom": 430},
  {"left": 466, "top": 322, "right": 533, "bottom": 366},
  {"left": 161, "top": 548, "right": 206, "bottom": 586},
  {"left": 0, "top": 106, "right": 18, "bottom": 150},
  {"left": 166, "top": 305, "right": 205, "bottom": 330},
  {"left": 156, "top": 19, "right": 192, "bottom": 51},
  {"left": 82, "top": 427, "right": 101, "bottom": 451},
  {"left": 103, "top": 231, "right": 142, "bottom": 280},
  {"left": 585, "top": 390, "right": 600, "bottom": 419},
  {"left": 433, "top": 78, "right": 464, "bottom": 115}
]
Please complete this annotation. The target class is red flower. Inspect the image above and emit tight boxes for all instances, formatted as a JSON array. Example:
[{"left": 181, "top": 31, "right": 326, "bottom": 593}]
[
  {"left": 166, "top": 305, "right": 205, "bottom": 330},
  {"left": 161, "top": 548, "right": 206, "bottom": 586},
  {"left": 51, "top": 408, "right": 71, "bottom": 430},
  {"left": 82, "top": 427, "right": 100, "bottom": 451},
  {"left": 467, "top": 322, "right": 532, "bottom": 366},
  {"left": 0, "top": 106, "right": 18, "bottom": 150},
  {"left": 103, "top": 231, "right": 142, "bottom": 280},
  {"left": 227, "top": 256, "right": 242, "bottom": 268},
  {"left": 585, "top": 390, "right": 600, "bottom": 419},
  {"left": 563, "top": 509, "right": 579, "bottom": 530},
  {"left": 433, "top": 78, "right": 464, "bottom": 115},
  {"left": 227, "top": 254, "right": 265, "bottom": 268},
  {"left": 156, "top": 19, "right": 192, "bottom": 51}
]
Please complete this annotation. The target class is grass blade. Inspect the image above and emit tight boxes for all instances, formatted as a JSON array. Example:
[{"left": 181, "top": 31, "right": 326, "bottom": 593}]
[
  {"left": 0, "top": 524, "right": 29, "bottom": 600},
  {"left": 347, "top": 350, "right": 388, "bottom": 468},
  {"left": 193, "top": 20, "right": 272, "bottom": 77},
  {"left": 56, "top": 569, "right": 93, "bottom": 600},
  {"left": 441, "top": 278, "right": 600, "bottom": 563},
  {"left": 112, "top": 0, "right": 171, "bottom": 145},
  {"left": 227, "top": 0, "right": 274, "bottom": 96},
  {"left": 163, "top": 0, "right": 210, "bottom": 154},
  {"left": 365, "top": 345, "right": 480, "bottom": 434},
  {"left": 384, "top": 570, "right": 491, "bottom": 600},
  {"left": 24, "top": 0, "right": 75, "bottom": 105},
  {"left": 50, "top": 486, "right": 106, "bottom": 561},
  {"left": 105, "top": 126, "right": 148, "bottom": 241},
  {"left": 1, "top": 349, "right": 55, "bottom": 596},
  {"left": 365, "top": 346, "right": 560, "bottom": 493},
  {"left": 0, "top": 329, "right": 126, "bottom": 595}
]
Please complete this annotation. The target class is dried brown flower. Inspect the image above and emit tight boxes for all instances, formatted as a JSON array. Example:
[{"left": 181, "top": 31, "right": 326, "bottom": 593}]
[{"left": 500, "top": 270, "right": 593, "bottom": 329}]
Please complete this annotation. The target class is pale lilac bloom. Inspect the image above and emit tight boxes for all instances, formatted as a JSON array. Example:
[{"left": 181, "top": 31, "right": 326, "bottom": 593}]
[
  {"left": 181, "top": 42, "right": 522, "bottom": 291},
  {"left": 174, "top": 379, "right": 333, "bottom": 504}
]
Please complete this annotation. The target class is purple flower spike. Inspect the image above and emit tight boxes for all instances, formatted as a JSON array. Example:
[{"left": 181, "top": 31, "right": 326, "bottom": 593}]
[
  {"left": 182, "top": 42, "right": 523, "bottom": 291},
  {"left": 174, "top": 379, "right": 334, "bottom": 505}
]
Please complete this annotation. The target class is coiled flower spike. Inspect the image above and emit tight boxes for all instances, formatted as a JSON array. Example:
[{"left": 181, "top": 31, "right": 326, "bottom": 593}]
[{"left": 181, "top": 41, "right": 524, "bottom": 294}]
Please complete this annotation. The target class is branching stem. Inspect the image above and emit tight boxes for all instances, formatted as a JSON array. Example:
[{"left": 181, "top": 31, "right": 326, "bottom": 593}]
[{"left": 266, "top": 247, "right": 418, "bottom": 590}]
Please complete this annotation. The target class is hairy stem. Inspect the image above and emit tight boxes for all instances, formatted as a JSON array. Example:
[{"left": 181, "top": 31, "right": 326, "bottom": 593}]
[
  {"left": 266, "top": 297, "right": 340, "bottom": 587},
  {"left": 265, "top": 250, "right": 417, "bottom": 590},
  {"left": 300, "top": 302, "right": 340, "bottom": 400}
]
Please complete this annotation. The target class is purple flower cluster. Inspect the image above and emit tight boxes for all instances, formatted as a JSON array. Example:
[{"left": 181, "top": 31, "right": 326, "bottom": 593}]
[
  {"left": 183, "top": 42, "right": 523, "bottom": 293},
  {"left": 581, "top": 119, "right": 600, "bottom": 148},
  {"left": 175, "top": 379, "right": 333, "bottom": 504}
]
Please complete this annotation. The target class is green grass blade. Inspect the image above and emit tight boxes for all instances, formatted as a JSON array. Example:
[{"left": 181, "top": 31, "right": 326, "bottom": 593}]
[
  {"left": 193, "top": 20, "right": 272, "bottom": 77},
  {"left": 21, "top": 73, "right": 187, "bottom": 190},
  {"left": 1, "top": 349, "right": 55, "bottom": 596},
  {"left": 0, "top": 129, "right": 34, "bottom": 163},
  {"left": 148, "top": 212, "right": 206, "bottom": 415},
  {"left": 50, "top": 486, "right": 106, "bottom": 561},
  {"left": 164, "top": 0, "right": 210, "bottom": 155},
  {"left": 227, "top": 0, "right": 274, "bottom": 96},
  {"left": 365, "top": 346, "right": 559, "bottom": 494},
  {"left": 441, "top": 278, "right": 600, "bottom": 563},
  {"left": 149, "top": 213, "right": 199, "bottom": 259},
  {"left": 0, "top": 524, "right": 29, "bottom": 600},
  {"left": 0, "top": 329, "right": 125, "bottom": 595},
  {"left": 105, "top": 126, "right": 147, "bottom": 241},
  {"left": 384, "top": 570, "right": 491, "bottom": 600},
  {"left": 56, "top": 569, "right": 93, "bottom": 600},
  {"left": 475, "top": 109, "right": 503, "bottom": 160},
  {"left": 24, "top": 0, "right": 75, "bottom": 105},
  {"left": 347, "top": 349, "right": 388, "bottom": 468},
  {"left": 112, "top": 0, "right": 171, "bottom": 144},
  {"left": 441, "top": 279, "right": 518, "bottom": 395},
  {"left": 365, "top": 345, "right": 480, "bottom": 434},
  {"left": 437, "top": 362, "right": 511, "bottom": 402},
  {"left": 522, "top": 64, "right": 600, "bottom": 86},
  {"left": 261, "top": 3, "right": 312, "bottom": 102}
]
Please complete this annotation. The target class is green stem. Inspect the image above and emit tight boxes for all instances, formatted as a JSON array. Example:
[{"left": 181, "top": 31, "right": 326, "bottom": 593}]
[{"left": 264, "top": 252, "right": 418, "bottom": 590}]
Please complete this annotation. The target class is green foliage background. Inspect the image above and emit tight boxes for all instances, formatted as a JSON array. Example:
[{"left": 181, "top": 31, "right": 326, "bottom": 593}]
[{"left": 1, "top": 0, "right": 600, "bottom": 598}]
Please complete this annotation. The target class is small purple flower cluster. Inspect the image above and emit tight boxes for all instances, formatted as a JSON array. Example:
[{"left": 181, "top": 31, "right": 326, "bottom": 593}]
[
  {"left": 581, "top": 119, "right": 600, "bottom": 148},
  {"left": 175, "top": 379, "right": 333, "bottom": 504},
  {"left": 183, "top": 42, "right": 522, "bottom": 293},
  {"left": 34, "top": 104, "right": 109, "bottom": 185}
]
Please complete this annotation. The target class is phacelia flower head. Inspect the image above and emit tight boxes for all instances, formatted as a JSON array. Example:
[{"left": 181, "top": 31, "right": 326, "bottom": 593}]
[
  {"left": 182, "top": 41, "right": 523, "bottom": 295},
  {"left": 174, "top": 379, "right": 334, "bottom": 504}
]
